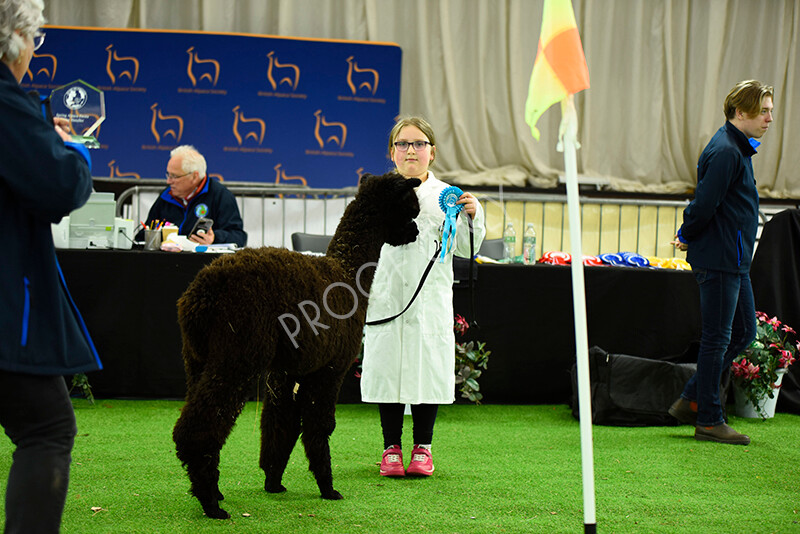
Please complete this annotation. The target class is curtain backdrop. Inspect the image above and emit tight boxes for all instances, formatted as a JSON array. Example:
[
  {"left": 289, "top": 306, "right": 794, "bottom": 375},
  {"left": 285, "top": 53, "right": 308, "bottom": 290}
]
[{"left": 43, "top": 0, "right": 800, "bottom": 197}]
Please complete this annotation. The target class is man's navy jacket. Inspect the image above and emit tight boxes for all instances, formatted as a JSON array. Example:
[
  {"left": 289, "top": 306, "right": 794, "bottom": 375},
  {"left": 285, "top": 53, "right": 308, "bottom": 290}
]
[
  {"left": 145, "top": 177, "right": 247, "bottom": 247},
  {"left": 680, "top": 121, "right": 760, "bottom": 273}
]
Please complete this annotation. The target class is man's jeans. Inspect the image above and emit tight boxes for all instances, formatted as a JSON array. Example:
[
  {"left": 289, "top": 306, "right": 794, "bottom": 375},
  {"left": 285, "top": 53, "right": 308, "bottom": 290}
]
[{"left": 681, "top": 269, "right": 757, "bottom": 426}]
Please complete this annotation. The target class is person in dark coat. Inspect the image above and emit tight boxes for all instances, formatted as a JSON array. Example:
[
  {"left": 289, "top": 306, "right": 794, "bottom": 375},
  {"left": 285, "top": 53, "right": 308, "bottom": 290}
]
[
  {"left": 141, "top": 144, "right": 247, "bottom": 247},
  {"left": 669, "top": 80, "right": 774, "bottom": 445},
  {"left": 0, "top": 0, "right": 103, "bottom": 531}
]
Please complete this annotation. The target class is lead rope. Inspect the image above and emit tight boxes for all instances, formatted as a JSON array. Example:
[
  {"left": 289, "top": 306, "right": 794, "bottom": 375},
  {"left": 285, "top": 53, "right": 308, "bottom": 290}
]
[
  {"left": 366, "top": 215, "right": 478, "bottom": 327},
  {"left": 467, "top": 215, "right": 478, "bottom": 329},
  {"left": 365, "top": 240, "right": 442, "bottom": 326}
]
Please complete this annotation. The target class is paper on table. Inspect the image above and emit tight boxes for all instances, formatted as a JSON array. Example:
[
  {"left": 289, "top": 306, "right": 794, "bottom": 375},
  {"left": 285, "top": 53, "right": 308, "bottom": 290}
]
[{"left": 161, "top": 234, "right": 197, "bottom": 252}]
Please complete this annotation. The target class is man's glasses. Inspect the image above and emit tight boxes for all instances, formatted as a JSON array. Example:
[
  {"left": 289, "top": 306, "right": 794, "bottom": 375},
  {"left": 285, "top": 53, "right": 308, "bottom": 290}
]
[
  {"left": 166, "top": 171, "right": 192, "bottom": 180},
  {"left": 393, "top": 140, "right": 431, "bottom": 152},
  {"left": 32, "top": 30, "right": 45, "bottom": 51}
]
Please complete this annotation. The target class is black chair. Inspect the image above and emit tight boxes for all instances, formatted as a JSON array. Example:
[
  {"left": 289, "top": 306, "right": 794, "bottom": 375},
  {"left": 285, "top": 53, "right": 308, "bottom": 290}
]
[
  {"left": 477, "top": 238, "right": 504, "bottom": 260},
  {"left": 291, "top": 232, "right": 332, "bottom": 253}
]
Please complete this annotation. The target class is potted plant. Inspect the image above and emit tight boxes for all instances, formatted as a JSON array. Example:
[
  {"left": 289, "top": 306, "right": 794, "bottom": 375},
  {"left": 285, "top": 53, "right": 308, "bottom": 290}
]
[
  {"left": 454, "top": 315, "right": 491, "bottom": 404},
  {"left": 70, "top": 373, "right": 95, "bottom": 405},
  {"left": 731, "top": 311, "right": 798, "bottom": 419}
]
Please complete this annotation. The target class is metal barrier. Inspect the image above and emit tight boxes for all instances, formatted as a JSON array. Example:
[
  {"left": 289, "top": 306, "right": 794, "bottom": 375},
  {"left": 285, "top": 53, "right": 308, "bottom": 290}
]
[
  {"left": 113, "top": 178, "right": 356, "bottom": 249},
  {"left": 476, "top": 192, "right": 692, "bottom": 259},
  {"left": 112, "top": 178, "right": 770, "bottom": 259}
]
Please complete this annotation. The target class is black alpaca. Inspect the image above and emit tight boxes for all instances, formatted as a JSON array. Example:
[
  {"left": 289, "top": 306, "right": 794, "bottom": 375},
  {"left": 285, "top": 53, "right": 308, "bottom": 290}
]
[{"left": 172, "top": 173, "right": 421, "bottom": 519}]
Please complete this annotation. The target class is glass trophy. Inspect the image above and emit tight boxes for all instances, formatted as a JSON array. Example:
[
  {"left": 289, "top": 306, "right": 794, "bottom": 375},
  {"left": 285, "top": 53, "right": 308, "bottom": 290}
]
[{"left": 49, "top": 79, "right": 105, "bottom": 149}]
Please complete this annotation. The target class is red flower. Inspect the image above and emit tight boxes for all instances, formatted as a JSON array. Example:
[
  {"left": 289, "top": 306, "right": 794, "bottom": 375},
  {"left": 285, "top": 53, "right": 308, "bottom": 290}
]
[
  {"left": 731, "top": 359, "right": 760, "bottom": 381},
  {"left": 454, "top": 314, "right": 469, "bottom": 336}
]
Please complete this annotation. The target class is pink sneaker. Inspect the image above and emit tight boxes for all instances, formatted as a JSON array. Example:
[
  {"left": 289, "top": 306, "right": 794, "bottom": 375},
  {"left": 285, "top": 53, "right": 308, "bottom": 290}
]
[
  {"left": 406, "top": 445, "right": 434, "bottom": 476},
  {"left": 380, "top": 445, "right": 405, "bottom": 477}
]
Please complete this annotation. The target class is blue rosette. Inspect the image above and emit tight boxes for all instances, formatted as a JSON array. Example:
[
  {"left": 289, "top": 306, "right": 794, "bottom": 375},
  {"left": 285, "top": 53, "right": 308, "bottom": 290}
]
[
  {"left": 598, "top": 252, "right": 625, "bottom": 266},
  {"left": 438, "top": 186, "right": 464, "bottom": 262},
  {"left": 620, "top": 251, "right": 650, "bottom": 267}
]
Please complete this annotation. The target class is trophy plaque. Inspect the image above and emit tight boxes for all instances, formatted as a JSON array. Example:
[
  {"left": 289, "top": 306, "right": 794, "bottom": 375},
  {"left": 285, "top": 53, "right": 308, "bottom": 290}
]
[{"left": 49, "top": 79, "right": 105, "bottom": 149}]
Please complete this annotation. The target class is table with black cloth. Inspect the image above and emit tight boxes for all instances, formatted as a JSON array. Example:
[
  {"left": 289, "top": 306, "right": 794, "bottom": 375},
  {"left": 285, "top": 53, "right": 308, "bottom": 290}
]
[
  {"left": 452, "top": 262, "right": 702, "bottom": 403},
  {"left": 57, "top": 249, "right": 707, "bottom": 405},
  {"left": 57, "top": 249, "right": 217, "bottom": 399}
]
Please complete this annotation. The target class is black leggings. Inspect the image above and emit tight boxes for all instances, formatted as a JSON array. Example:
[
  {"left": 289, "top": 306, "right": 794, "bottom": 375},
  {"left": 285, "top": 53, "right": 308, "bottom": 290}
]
[{"left": 378, "top": 403, "right": 438, "bottom": 449}]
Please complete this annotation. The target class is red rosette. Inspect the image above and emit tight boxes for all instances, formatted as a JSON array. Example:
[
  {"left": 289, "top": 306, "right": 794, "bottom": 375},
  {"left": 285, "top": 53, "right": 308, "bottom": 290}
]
[{"left": 538, "top": 251, "right": 572, "bottom": 265}]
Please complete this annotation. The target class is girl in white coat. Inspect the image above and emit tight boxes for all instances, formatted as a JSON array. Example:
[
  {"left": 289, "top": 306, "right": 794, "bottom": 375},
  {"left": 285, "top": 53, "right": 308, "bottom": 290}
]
[{"left": 361, "top": 117, "right": 485, "bottom": 477}]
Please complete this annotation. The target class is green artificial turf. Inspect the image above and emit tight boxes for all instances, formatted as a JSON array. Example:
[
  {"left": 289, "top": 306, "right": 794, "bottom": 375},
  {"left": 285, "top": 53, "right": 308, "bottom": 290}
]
[{"left": 0, "top": 400, "right": 797, "bottom": 533}]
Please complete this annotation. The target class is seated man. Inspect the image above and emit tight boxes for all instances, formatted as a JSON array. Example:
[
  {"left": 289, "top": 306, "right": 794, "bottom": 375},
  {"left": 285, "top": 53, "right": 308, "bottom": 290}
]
[{"left": 141, "top": 145, "right": 247, "bottom": 247}]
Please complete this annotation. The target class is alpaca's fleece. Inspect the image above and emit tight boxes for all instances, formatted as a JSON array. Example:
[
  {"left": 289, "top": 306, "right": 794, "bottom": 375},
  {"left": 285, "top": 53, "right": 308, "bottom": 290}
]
[{"left": 172, "top": 172, "right": 420, "bottom": 519}]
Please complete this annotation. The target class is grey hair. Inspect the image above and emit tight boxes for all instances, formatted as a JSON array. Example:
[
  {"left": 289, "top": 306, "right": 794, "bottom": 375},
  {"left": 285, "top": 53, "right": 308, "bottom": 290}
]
[
  {"left": 170, "top": 145, "right": 207, "bottom": 178},
  {"left": 0, "top": 0, "right": 44, "bottom": 64}
]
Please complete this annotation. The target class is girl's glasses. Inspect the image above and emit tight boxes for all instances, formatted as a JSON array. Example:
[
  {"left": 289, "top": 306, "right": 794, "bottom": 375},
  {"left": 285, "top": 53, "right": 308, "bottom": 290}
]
[{"left": 394, "top": 140, "right": 431, "bottom": 151}]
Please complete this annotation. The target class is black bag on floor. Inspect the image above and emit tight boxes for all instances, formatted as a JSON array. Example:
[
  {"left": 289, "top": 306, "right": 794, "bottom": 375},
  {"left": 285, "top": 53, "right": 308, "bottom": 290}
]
[{"left": 570, "top": 346, "right": 697, "bottom": 426}]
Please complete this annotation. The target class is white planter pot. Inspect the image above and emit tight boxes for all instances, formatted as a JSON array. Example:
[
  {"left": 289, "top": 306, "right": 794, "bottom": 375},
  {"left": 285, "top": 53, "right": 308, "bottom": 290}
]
[{"left": 733, "top": 368, "right": 788, "bottom": 419}]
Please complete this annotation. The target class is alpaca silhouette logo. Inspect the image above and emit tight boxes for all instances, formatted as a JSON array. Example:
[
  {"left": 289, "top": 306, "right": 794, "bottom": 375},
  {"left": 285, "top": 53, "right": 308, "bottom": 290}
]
[
  {"left": 105, "top": 45, "right": 139, "bottom": 84},
  {"left": 25, "top": 52, "right": 57, "bottom": 81},
  {"left": 107, "top": 160, "right": 141, "bottom": 179},
  {"left": 313, "top": 110, "right": 347, "bottom": 149},
  {"left": 186, "top": 46, "right": 220, "bottom": 87},
  {"left": 232, "top": 105, "right": 266, "bottom": 145},
  {"left": 150, "top": 103, "right": 184, "bottom": 144},
  {"left": 273, "top": 163, "right": 307, "bottom": 186},
  {"left": 345, "top": 56, "right": 379, "bottom": 95},
  {"left": 266, "top": 51, "right": 300, "bottom": 91}
]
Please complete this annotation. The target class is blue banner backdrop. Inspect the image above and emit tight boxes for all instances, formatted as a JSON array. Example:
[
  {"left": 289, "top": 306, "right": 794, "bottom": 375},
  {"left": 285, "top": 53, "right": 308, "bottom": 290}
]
[{"left": 21, "top": 26, "right": 402, "bottom": 188}]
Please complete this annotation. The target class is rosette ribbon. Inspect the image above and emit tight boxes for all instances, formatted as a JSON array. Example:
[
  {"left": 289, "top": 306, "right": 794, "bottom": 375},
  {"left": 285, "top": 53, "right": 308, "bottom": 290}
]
[
  {"left": 438, "top": 186, "right": 464, "bottom": 263},
  {"left": 598, "top": 252, "right": 625, "bottom": 266},
  {"left": 540, "top": 251, "right": 572, "bottom": 265},
  {"left": 582, "top": 255, "right": 603, "bottom": 266},
  {"left": 620, "top": 252, "right": 650, "bottom": 267}
]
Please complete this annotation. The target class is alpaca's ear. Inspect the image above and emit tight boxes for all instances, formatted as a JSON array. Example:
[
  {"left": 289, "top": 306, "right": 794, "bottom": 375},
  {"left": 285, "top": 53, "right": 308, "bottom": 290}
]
[{"left": 358, "top": 173, "right": 377, "bottom": 188}]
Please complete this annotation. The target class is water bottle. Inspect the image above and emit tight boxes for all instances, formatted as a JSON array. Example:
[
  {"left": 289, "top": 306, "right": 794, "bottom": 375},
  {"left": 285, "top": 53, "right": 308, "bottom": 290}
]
[
  {"left": 503, "top": 222, "right": 516, "bottom": 262},
  {"left": 523, "top": 223, "right": 537, "bottom": 265}
]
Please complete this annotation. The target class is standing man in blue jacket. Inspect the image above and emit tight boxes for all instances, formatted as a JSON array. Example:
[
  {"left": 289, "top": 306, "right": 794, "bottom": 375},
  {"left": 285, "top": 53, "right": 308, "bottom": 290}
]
[
  {"left": 669, "top": 80, "right": 774, "bottom": 445},
  {"left": 0, "top": 0, "right": 103, "bottom": 531},
  {"left": 142, "top": 144, "right": 247, "bottom": 247}
]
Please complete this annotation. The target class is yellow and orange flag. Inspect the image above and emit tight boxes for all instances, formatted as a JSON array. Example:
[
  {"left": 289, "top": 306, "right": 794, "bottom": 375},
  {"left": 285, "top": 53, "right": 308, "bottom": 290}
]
[{"left": 525, "top": 0, "right": 590, "bottom": 140}]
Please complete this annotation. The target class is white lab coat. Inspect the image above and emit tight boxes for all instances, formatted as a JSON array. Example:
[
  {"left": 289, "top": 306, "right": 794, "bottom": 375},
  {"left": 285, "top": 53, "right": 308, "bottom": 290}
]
[{"left": 361, "top": 172, "right": 486, "bottom": 404}]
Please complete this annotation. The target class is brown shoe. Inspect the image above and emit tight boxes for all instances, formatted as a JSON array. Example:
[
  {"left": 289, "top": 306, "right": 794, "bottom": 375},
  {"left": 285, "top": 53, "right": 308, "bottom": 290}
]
[
  {"left": 668, "top": 398, "right": 698, "bottom": 426},
  {"left": 694, "top": 423, "right": 750, "bottom": 445}
]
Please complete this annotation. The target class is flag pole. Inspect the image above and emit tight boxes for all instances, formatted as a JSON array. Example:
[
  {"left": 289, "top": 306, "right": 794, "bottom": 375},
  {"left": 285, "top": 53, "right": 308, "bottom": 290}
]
[
  {"left": 559, "top": 95, "right": 597, "bottom": 533},
  {"left": 524, "top": 1, "right": 594, "bottom": 528}
]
